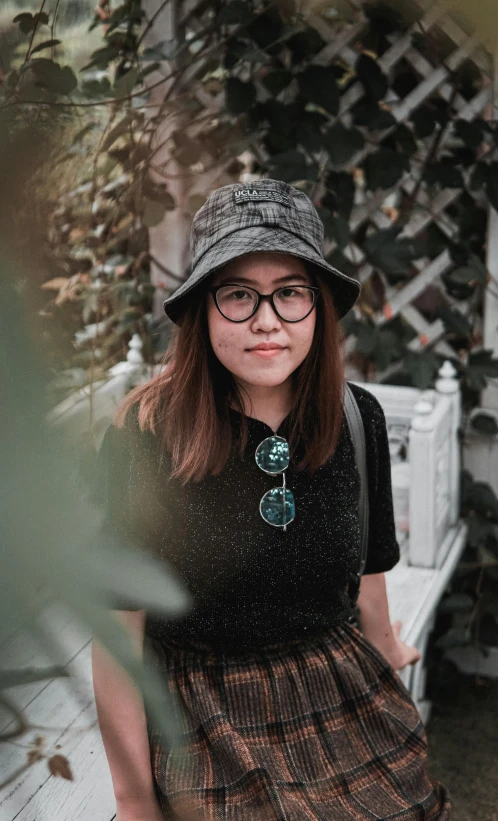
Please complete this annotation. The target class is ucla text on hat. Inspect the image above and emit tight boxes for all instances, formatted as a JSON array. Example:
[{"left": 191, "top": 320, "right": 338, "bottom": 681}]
[{"left": 234, "top": 188, "right": 292, "bottom": 207}]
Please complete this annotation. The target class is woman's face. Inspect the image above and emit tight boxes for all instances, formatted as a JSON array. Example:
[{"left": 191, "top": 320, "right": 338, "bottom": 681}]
[{"left": 207, "top": 252, "right": 317, "bottom": 391}]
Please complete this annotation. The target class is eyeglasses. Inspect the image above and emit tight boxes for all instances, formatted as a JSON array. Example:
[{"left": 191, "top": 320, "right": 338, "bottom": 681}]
[
  {"left": 208, "top": 284, "right": 321, "bottom": 323},
  {"left": 255, "top": 435, "right": 295, "bottom": 530}
]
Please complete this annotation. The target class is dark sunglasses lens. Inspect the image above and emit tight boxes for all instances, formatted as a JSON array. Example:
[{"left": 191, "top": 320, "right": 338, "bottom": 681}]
[
  {"left": 260, "top": 487, "right": 295, "bottom": 527},
  {"left": 255, "top": 436, "right": 290, "bottom": 473}
]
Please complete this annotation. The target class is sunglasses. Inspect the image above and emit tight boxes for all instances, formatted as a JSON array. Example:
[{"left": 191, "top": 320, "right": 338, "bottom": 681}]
[{"left": 255, "top": 435, "right": 295, "bottom": 530}]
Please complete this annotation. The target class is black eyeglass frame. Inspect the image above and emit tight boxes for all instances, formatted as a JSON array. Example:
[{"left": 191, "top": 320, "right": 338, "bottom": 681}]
[{"left": 208, "top": 283, "right": 321, "bottom": 323}]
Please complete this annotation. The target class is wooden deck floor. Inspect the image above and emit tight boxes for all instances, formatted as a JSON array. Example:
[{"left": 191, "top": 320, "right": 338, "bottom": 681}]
[{"left": 0, "top": 522, "right": 467, "bottom": 821}]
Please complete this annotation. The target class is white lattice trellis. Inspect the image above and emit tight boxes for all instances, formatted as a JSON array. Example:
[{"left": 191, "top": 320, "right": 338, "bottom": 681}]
[{"left": 146, "top": 0, "right": 498, "bottom": 404}]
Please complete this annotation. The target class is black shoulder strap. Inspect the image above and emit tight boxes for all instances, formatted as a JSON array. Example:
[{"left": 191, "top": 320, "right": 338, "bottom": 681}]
[{"left": 343, "top": 382, "right": 369, "bottom": 606}]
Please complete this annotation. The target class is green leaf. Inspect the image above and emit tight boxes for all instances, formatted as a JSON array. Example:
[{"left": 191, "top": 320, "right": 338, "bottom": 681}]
[
  {"left": 225, "top": 77, "right": 257, "bottom": 115},
  {"left": 218, "top": 1, "right": 255, "bottom": 25},
  {"left": 30, "top": 39, "right": 61, "bottom": 55},
  {"left": 466, "top": 349, "right": 498, "bottom": 391},
  {"left": 262, "top": 69, "right": 293, "bottom": 96},
  {"left": 352, "top": 101, "right": 396, "bottom": 130},
  {"left": 469, "top": 161, "right": 487, "bottom": 191},
  {"left": 410, "top": 105, "right": 436, "bottom": 139},
  {"left": 434, "top": 627, "right": 470, "bottom": 650},
  {"left": 81, "top": 46, "right": 119, "bottom": 72},
  {"left": 393, "top": 123, "right": 418, "bottom": 156},
  {"left": 341, "top": 311, "right": 358, "bottom": 336},
  {"left": 454, "top": 118, "right": 485, "bottom": 149},
  {"left": 485, "top": 162, "right": 498, "bottom": 213},
  {"left": 142, "top": 199, "right": 166, "bottom": 227},
  {"left": 355, "top": 322, "right": 377, "bottom": 355},
  {"left": 102, "top": 117, "right": 131, "bottom": 152},
  {"left": 13, "top": 10, "right": 49, "bottom": 33},
  {"left": 437, "top": 305, "right": 472, "bottom": 338},
  {"left": 364, "top": 226, "right": 424, "bottom": 278},
  {"left": 317, "top": 208, "right": 350, "bottom": 248},
  {"left": 72, "top": 122, "right": 98, "bottom": 145},
  {"left": 470, "top": 481, "right": 498, "bottom": 520},
  {"left": 286, "top": 28, "right": 326, "bottom": 65},
  {"left": 111, "top": 68, "right": 140, "bottom": 99},
  {"left": 297, "top": 66, "right": 339, "bottom": 115},
  {"left": 403, "top": 349, "right": 439, "bottom": 390},
  {"left": 246, "top": 8, "right": 284, "bottom": 50},
  {"left": 324, "top": 122, "right": 365, "bottom": 166},
  {"left": 81, "top": 76, "right": 111, "bottom": 97},
  {"left": 142, "top": 39, "right": 176, "bottom": 61},
  {"left": 423, "top": 159, "right": 464, "bottom": 188},
  {"left": 364, "top": 148, "right": 410, "bottom": 190},
  {"left": 447, "top": 255, "right": 488, "bottom": 286},
  {"left": 438, "top": 593, "right": 475, "bottom": 613},
  {"left": 31, "top": 60, "right": 77, "bottom": 95},
  {"left": 172, "top": 134, "right": 202, "bottom": 166},
  {"left": 13, "top": 12, "right": 34, "bottom": 34},
  {"left": 355, "top": 53, "right": 388, "bottom": 101},
  {"left": 296, "top": 112, "right": 326, "bottom": 153},
  {"left": 266, "top": 149, "right": 312, "bottom": 183},
  {"left": 324, "top": 171, "right": 355, "bottom": 220},
  {"left": 6, "top": 70, "right": 19, "bottom": 89},
  {"left": 470, "top": 412, "right": 498, "bottom": 436}
]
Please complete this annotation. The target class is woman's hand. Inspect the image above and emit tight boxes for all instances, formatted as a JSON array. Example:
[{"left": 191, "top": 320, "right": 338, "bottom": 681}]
[{"left": 388, "top": 620, "right": 422, "bottom": 671}]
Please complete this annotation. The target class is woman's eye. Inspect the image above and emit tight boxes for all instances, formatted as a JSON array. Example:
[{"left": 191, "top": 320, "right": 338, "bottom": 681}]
[{"left": 231, "top": 290, "right": 249, "bottom": 300}]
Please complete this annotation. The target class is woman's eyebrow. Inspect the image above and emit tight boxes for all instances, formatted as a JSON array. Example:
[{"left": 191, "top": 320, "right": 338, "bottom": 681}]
[{"left": 217, "top": 273, "right": 309, "bottom": 285}]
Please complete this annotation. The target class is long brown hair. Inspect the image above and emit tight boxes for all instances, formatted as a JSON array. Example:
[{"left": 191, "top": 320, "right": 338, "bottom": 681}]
[{"left": 114, "top": 265, "right": 347, "bottom": 484}]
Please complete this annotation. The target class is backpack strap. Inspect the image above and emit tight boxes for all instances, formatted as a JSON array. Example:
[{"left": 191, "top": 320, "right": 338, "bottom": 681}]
[{"left": 343, "top": 382, "right": 369, "bottom": 608}]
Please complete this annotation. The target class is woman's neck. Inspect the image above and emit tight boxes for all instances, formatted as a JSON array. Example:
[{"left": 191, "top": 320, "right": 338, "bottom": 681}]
[{"left": 232, "top": 381, "right": 293, "bottom": 433}]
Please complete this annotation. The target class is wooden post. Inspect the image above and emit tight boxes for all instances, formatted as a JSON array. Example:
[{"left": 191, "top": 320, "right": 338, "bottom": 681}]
[{"left": 142, "top": 0, "right": 191, "bottom": 320}]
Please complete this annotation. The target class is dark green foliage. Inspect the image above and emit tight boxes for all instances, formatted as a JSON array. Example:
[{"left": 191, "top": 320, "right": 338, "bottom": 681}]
[
  {"left": 297, "top": 66, "right": 340, "bottom": 115},
  {"left": 364, "top": 148, "right": 410, "bottom": 189}
]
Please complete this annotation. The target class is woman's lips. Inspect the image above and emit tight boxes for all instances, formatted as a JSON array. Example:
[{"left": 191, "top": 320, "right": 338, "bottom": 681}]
[{"left": 247, "top": 348, "right": 285, "bottom": 357}]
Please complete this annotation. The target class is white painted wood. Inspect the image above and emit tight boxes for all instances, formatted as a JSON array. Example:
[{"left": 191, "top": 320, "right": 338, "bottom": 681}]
[
  {"left": 435, "top": 362, "right": 461, "bottom": 527},
  {"left": 0, "top": 605, "right": 115, "bottom": 821},
  {"left": 385, "top": 521, "right": 468, "bottom": 722},
  {"left": 353, "top": 363, "right": 461, "bottom": 569}
]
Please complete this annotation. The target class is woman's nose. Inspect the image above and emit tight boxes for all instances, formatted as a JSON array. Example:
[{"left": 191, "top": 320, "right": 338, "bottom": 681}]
[{"left": 251, "top": 297, "right": 282, "bottom": 328}]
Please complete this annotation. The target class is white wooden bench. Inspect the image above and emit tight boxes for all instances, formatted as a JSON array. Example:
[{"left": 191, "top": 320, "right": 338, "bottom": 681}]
[{"left": 0, "top": 347, "right": 467, "bottom": 820}]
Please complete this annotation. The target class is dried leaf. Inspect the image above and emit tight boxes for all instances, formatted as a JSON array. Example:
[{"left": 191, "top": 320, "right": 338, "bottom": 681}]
[
  {"left": 41, "top": 277, "right": 69, "bottom": 290},
  {"left": 27, "top": 748, "right": 44, "bottom": 765},
  {"left": 48, "top": 753, "right": 73, "bottom": 781}
]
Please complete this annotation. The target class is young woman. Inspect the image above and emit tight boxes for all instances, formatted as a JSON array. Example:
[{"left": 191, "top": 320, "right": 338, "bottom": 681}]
[{"left": 92, "top": 179, "right": 452, "bottom": 820}]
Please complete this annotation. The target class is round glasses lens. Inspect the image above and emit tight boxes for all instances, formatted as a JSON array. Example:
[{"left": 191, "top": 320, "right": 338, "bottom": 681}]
[
  {"left": 274, "top": 287, "right": 314, "bottom": 321},
  {"left": 255, "top": 436, "right": 290, "bottom": 473},
  {"left": 260, "top": 487, "right": 295, "bottom": 527},
  {"left": 216, "top": 286, "right": 257, "bottom": 320}
]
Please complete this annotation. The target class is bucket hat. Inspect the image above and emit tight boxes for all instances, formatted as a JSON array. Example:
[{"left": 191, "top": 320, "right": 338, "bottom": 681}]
[{"left": 163, "top": 179, "right": 361, "bottom": 324}]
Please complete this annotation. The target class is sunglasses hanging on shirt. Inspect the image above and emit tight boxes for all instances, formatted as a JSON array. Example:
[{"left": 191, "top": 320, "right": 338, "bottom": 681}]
[
  {"left": 253, "top": 384, "right": 369, "bottom": 624},
  {"left": 255, "top": 436, "right": 295, "bottom": 530}
]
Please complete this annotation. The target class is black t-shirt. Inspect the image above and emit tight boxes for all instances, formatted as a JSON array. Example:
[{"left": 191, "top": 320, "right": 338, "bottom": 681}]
[{"left": 94, "top": 382, "right": 400, "bottom": 651}]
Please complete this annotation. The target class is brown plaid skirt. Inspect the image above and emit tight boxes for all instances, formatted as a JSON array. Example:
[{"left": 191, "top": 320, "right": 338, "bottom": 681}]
[{"left": 145, "top": 620, "right": 451, "bottom": 820}]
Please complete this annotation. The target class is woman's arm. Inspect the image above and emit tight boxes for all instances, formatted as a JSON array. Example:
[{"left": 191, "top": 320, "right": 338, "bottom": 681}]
[
  {"left": 356, "top": 572, "right": 421, "bottom": 671},
  {"left": 91, "top": 609, "right": 163, "bottom": 819}
]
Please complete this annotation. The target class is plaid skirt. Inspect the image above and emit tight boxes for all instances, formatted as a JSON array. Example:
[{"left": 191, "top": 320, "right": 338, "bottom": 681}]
[{"left": 145, "top": 620, "right": 451, "bottom": 821}]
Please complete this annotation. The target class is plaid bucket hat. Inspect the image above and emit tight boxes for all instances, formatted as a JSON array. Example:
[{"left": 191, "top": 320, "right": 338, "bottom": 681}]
[{"left": 162, "top": 179, "right": 361, "bottom": 324}]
